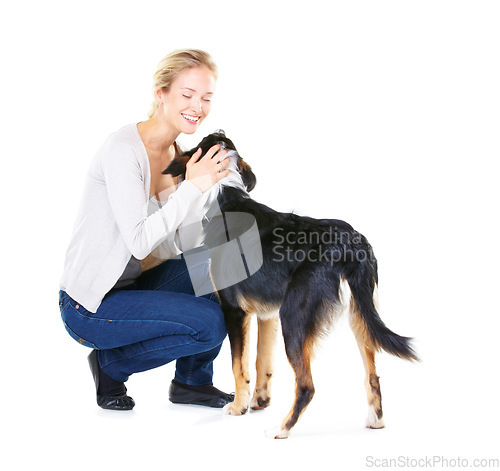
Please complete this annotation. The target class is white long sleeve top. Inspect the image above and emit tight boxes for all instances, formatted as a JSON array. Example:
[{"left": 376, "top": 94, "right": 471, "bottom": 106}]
[{"left": 59, "top": 123, "right": 204, "bottom": 313}]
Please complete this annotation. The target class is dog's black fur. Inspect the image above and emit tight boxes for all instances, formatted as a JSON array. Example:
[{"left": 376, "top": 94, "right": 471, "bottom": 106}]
[{"left": 164, "top": 131, "right": 418, "bottom": 438}]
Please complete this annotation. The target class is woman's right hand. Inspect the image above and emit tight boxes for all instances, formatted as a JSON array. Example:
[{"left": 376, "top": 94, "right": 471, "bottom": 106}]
[{"left": 185, "top": 144, "right": 230, "bottom": 193}]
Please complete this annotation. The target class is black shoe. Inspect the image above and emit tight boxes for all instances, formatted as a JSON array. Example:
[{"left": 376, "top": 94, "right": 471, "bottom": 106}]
[
  {"left": 88, "top": 350, "right": 135, "bottom": 411},
  {"left": 168, "top": 380, "right": 235, "bottom": 408}
]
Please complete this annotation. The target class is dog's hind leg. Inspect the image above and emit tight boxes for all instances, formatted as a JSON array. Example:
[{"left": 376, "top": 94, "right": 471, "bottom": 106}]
[
  {"left": 266, "top": 324, "right": 315, "bottom": 439},
  {"left": 266, "top": 273, "right": 324, "bottom": 438},
  {"left": 222, "top": 307, "right": 252, "bottom": 416},
  {"left": 350, "top": 305, "right": 385, "bottom": 429},
  {"left": 251, "top": 315, "right": 279, "bottom": 410}
]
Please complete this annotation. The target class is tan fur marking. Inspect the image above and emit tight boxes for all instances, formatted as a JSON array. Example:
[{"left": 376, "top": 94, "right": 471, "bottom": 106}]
[
  {"left": 225, "top": 313, "right": 252, "bottom": 415},
  {"left": 236, "top": 293, "right": 280, "bottom": 319},
  {"left": 349, "top": 301, "right": 373, "bottom": 349},
  {"left": 251, "top": 317, "right": 279, "bottom": 410},
  {"left": 368, "top": 373, "right": 383, "bottom": 418},
  {"left": 279, "top": 334, "right": 316, "bottom": 435},
  {"left": 350, "top": 313, "right": 385, "bottom": 427}
]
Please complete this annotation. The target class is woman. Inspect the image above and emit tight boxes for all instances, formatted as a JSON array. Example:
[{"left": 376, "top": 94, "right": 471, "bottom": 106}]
[{"left": 59, "top": 49, "right": 233, "bottom": 411}]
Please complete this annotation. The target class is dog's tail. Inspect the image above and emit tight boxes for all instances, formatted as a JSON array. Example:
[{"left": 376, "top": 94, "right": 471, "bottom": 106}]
[{"left": 345, "top": 259, "right": 419, "bottom": 362}]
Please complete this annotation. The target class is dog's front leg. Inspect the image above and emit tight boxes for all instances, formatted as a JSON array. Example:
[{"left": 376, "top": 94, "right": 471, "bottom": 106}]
[
  {"left": 251, "top": 315, "right": 279, "bottom": 410},
  {"left": 223, "top": 308, "right": 252, "bottom": 415}
]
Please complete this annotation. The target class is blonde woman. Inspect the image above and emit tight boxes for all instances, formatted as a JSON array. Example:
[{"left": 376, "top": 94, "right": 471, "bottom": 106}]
[{"left": 59, "top": 49, "right": 233, "bottom": 410}]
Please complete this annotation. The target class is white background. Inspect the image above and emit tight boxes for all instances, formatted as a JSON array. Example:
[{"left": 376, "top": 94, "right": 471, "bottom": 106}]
[{"left": 1, "top": 1, "right": 499, "bottom": 469}]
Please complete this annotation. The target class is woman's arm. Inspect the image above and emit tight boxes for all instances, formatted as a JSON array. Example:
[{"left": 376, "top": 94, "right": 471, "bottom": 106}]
[{"left": 101, "top": 141, "right": 203, "bottom": 260}]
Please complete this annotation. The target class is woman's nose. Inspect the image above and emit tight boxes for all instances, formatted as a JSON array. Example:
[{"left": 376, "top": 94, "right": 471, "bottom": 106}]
[{"left": 191, "top": 98, "right": 203, "bottom": 114}]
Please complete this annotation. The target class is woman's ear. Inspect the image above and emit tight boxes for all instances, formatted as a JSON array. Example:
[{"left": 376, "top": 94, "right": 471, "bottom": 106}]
[{"left": 154, "top": 88, "right": 164, "bottom": 105}]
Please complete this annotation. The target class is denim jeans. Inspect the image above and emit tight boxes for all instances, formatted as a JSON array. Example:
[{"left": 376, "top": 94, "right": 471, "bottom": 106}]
[{"left": 59, "top": 255, "right": 227, "bottom": 385}]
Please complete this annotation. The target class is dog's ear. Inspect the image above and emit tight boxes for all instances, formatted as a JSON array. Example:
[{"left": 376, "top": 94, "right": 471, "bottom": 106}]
[
  {"left": 239, "top": 159, "right": 256, "bottom": 192},
  {"left": 163, "top": 155, "right": 191, "bottom": 177}
]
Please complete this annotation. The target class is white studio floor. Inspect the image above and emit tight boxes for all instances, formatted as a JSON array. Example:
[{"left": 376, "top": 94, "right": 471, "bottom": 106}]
[{"left": 4, "top": 312, "right": 498, "bottom": 471}]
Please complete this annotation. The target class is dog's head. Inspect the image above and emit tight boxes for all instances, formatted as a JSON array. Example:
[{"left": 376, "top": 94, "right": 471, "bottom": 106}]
[{"left": 163, "top": 130, "right": 256, "bottom": 194}]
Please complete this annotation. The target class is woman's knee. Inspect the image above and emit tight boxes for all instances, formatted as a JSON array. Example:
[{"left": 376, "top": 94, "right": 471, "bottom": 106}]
[{"left": 197, "top": 300, "right": 227, "bottom": 347}]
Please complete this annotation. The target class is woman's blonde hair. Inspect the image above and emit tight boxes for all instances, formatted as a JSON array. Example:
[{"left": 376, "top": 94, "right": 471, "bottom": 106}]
[{"left": 148, "top": 49, "right": 218, "bottom": 118}]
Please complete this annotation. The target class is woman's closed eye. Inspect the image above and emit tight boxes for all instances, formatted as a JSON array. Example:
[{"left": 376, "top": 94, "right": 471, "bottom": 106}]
[{"left": 183, "top": 94, "right": 211, "bottom": 102}]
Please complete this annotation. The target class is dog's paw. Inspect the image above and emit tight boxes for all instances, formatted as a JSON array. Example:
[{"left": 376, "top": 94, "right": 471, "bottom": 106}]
[
  {"left": 222, "top": 401, "right": 248, "bottom": 416},
  {"left": 365, "top": 406, "right": 385, "bottom": 429},
  {"left": 250, "top": 394, "right": 271, "bottom": 410},
  {"left": 265, "top": 425, "right": 289, "bottom": 439}
]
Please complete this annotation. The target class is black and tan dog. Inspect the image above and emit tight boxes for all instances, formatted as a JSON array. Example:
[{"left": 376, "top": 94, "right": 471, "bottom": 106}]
[{"left": 164, "top": 131, "right": 418, "bottom": 438}]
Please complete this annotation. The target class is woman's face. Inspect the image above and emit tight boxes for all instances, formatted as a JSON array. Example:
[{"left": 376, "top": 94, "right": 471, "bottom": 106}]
[{"left": 156, "top": 66, "right": 216, "bottom": 134}]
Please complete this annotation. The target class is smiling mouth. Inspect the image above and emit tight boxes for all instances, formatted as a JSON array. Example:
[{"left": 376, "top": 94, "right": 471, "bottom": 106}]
[{"left": 181, "top": 113, "right": 201, "bottom": 124}]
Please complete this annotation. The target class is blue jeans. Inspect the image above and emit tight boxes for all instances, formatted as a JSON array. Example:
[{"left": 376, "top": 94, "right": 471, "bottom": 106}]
[{"left": 59, "top": 256, "right": 227, "bottom": 385}]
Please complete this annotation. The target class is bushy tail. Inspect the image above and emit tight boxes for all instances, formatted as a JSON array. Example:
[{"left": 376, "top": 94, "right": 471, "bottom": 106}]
[{"left": 346, "top": 268, "right": 419, "bottom": 362}]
